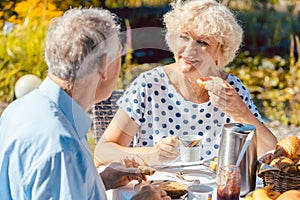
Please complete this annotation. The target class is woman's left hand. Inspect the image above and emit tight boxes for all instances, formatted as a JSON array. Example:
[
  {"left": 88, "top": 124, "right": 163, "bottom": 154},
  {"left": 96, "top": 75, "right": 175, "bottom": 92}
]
[{"left": 100, "top": 157, "right": 146, "bottom": 190}]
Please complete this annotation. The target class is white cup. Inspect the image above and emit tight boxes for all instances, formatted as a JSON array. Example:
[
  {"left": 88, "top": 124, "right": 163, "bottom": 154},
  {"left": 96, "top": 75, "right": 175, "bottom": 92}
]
[
  {"left": 187, "top": 184, "right": 214, "bottom": 200},
  {"left": 179, "top": 146, "right": 201, "bottom": 162},
  {"left": 178, "top": 135, "right": 203, "bottom": 162}
]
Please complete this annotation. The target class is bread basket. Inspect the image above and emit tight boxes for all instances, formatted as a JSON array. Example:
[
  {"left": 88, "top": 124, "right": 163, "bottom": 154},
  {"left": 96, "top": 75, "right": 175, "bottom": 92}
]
[{"left": 257, "top": 153, "right": 300, "bottom": 193}]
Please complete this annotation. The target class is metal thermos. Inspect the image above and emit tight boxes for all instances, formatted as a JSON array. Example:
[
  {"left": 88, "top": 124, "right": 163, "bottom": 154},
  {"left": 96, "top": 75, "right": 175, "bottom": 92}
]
[{"left": 217, "top": 123, "right": 257, "bottom": 197}]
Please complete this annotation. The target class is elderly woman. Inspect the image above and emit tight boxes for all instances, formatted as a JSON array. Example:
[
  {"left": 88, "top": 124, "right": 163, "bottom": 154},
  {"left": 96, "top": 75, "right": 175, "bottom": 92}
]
[{"left": 94, "top": 0, "right": 277, "bottom": 166}]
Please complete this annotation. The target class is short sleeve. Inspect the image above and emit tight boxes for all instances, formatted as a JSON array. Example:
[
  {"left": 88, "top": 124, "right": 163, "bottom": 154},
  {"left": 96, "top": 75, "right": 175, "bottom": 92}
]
[{"left": 117, "top": 74, "right": 147, "bottom": 126}]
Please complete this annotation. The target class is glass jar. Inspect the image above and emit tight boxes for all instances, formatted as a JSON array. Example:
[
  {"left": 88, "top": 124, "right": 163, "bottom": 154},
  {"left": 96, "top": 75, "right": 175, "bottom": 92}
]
[{"left": 217, "top": 165, "right": 241, "bottom": 200}]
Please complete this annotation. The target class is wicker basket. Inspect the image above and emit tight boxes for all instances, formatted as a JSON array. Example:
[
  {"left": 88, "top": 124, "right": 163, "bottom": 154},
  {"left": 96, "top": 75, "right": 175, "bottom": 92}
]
[
  {"left": 258, "top": 155, "right": 300, "bottom": 193},
  {"left": 259, "top": 170, "right": 300, "bottom": 193}
]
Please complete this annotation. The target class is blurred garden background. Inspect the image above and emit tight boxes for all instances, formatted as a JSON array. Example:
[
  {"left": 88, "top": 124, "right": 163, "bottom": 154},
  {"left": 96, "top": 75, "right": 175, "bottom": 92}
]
[{"left": 1, "top": 0, "right": 300, "bottom": 146}]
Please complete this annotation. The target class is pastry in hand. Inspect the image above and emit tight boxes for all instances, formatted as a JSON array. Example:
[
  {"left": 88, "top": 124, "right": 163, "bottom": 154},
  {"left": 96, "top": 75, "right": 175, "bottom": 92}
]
[
  {"left": 196, "top": 77, "right": 213, "bottom": 89},
  {"left": 196, "top": 76, "right": 230, "bottom": 90},
  {"left": 274, "top": 136, "right": 300, "bottom": 159},
  {"left": 138, "top": 166, "right": 156, "bottom": 176}
]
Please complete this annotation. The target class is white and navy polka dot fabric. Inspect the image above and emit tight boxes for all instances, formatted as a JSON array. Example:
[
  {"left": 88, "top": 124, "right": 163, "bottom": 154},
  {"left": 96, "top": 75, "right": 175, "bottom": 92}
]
[{"left": 117, "top": 67, "right": 264, "bottom": 161}]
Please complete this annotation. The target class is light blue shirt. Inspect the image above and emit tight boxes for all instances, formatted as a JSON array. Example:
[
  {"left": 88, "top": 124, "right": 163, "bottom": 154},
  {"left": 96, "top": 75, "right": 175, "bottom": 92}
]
[{"left": 0, "top": 77, "right": 107, "bottom": 200}]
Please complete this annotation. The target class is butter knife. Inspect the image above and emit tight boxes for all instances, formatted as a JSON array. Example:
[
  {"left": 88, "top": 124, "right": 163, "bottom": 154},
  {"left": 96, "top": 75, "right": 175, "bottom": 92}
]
[{"left": 152, "top": 161, "right": 210, "bottom": 171}]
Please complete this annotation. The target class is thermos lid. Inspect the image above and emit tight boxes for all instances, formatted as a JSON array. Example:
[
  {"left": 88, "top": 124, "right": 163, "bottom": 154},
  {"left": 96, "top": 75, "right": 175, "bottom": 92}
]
[{"left": 224, "top": 123, "right": 256, "bottom": 134}]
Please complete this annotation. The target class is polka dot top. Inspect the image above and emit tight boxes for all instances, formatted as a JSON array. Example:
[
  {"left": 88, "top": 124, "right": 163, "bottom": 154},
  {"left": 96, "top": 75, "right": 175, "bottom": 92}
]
[{"left": 117, "top": 67, "right": 264, "bottom": 161}]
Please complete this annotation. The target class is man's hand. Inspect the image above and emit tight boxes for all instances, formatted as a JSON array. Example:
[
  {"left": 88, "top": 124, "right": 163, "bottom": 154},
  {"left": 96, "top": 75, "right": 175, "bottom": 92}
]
[
  {"left": 100, "top": 158, "right": 146, "bottom": 190},
  {"left": 131, "top": 184, "right": 171, "bottom": 200}
]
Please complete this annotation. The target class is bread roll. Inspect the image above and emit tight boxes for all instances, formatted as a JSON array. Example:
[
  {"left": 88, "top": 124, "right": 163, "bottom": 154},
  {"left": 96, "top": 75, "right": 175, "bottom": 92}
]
[
  {"left": 159, "top": 181, "right": 187, "bottom": 198},
  {"left": 262, "top": 152, "right": 274, "bottom": 165},
  {"left": 196, "top": 77, "right": 211, "bottom": 89},
  {"left": 270, "top": 156, "right": 294, "bottom": 172},
  {"left": 138, "top": 166, "right": 156, "bottom": 176},
  {"left": 196, "top": 76, "right": 230, "bottom": 90},
  {"left": 295, "top": 159, "right": 300, "bottom": 172},
  {"left": 277, "top": 190, "right": 300, "bottom": 200}
]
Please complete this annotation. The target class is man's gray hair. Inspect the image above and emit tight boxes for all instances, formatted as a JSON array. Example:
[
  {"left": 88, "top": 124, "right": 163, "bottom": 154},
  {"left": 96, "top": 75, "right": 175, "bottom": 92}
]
[{"left": 45, "top": 8, "right": 120, "bottom": 82}]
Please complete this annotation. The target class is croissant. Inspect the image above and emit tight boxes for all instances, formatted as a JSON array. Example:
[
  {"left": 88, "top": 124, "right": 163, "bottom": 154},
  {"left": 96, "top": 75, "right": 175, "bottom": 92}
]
[{"left": 273, "top": 136, "right": 300, "bottom": 159}]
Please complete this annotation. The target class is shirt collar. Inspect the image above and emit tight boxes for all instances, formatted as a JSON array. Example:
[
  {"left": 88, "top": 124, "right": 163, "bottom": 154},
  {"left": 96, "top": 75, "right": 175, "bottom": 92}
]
[{"left": 39, "top": 77, "right": 91, "bottom": 138}]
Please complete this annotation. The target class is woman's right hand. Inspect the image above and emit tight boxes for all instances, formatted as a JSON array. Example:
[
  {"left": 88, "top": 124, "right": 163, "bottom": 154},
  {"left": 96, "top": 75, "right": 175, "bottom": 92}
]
[{"left": 154, "top": 136, "right": 179, "bottom": 163}]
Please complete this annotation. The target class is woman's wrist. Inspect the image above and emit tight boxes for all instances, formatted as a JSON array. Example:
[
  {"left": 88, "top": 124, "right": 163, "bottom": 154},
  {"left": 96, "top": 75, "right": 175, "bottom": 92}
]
[
  {"left": 135, "top": 147, "right": 161, "bottom": 166},
  {"left": 231, "top": 106, "right": 256, "bottom": 124}
]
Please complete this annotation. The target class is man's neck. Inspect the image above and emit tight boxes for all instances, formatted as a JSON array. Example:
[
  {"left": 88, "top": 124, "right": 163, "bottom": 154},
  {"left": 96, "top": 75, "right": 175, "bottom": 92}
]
[{"left": 48, "top": 74, "right": 73, "bottom": 96}]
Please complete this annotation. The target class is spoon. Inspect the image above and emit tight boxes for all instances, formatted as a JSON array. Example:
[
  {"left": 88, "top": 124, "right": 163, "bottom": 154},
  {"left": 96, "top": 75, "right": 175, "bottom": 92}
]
[
  {"left": 176, "top": 171, "right": 201, "bottom": 184},
  {"left": 235, "top": 131, "right": 254, "bottom": 167}
]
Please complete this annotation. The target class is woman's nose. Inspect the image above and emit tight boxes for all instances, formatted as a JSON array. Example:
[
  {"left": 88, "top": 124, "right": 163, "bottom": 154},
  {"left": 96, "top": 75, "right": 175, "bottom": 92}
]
[{"left": 183, "top": 40, "right": 197, "bottom": 55}]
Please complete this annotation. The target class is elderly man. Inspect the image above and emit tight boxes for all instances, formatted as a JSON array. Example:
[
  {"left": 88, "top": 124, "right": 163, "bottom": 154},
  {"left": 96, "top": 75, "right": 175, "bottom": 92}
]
[{"left": 0, "top": 8, "right": 170, "bottom": 200}]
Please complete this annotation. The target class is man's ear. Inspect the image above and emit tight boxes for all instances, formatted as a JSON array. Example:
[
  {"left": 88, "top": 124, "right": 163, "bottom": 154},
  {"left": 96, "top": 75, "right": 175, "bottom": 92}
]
[{"left": 98, "top": 53, "right": 108, "bottom": 81}]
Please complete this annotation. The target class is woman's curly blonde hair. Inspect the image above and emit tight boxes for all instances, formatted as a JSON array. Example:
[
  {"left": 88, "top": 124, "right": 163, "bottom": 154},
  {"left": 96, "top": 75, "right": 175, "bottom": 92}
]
[{"left": 163, "top": 0, "right": 243, "bottom": 70}]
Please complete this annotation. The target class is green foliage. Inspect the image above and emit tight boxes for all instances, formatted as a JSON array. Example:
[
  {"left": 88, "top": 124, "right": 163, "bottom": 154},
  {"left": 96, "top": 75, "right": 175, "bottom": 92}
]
[
  {"left": 105, "top": 0, "right": 170, "bottom": 8},
  {"left": 236, "top": 5, "right": 300, "bottom": 57},
  {"left": 0, "top": 0, "right": 170, "bottom": 24},
  {"left": 0, "top": 16, "right": 48, "bottom": 103},
  {"left": 119, "top": 19, "right": 135, "bottom": 89},
  {"left": 229, "top": 35, "right": 300, "bottom": 126}
]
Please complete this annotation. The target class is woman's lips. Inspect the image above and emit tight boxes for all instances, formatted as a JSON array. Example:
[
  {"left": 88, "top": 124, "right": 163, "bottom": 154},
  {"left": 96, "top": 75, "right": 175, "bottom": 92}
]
[
  {"left": 178, "top": 57, "right": 199, "bottom": 72},
  {"left": 184, "top": 60, "right": 192, "bottom": 64},
  {"left": 181, "top": 57, "right": 199, "bottom": 65}
]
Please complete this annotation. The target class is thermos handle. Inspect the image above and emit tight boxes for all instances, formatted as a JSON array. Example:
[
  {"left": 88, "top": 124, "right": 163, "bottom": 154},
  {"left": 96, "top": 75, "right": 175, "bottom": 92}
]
[{"left": 235, "top": 130, "right": 255, "bottom": 167}]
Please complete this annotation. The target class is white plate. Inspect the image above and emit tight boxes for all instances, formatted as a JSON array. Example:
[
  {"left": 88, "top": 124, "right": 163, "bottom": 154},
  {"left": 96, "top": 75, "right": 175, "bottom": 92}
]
[{"left": 179, "top": 170, "right": 216, "bottom": 185}]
